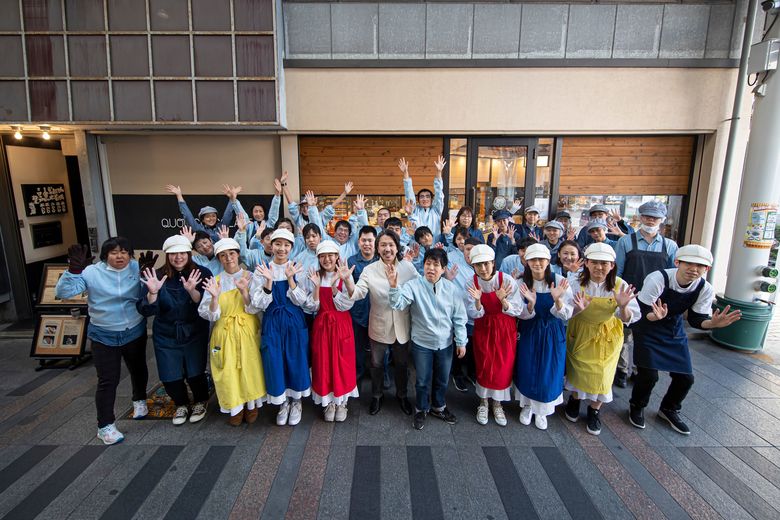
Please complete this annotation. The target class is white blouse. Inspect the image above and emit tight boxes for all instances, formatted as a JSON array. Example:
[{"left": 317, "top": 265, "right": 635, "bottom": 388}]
[
  {"left": 290, "top": 271, "right": 354, "bottom": 314},
  {"left": 567, "top": 276, "right": 640, "bottom": 325},
  {"left": 519, "top": 274, "right": 574, "bottom": 321},
  {"left": 197, "top": 269, "right": 261, "bottom": 322},
  {"left": 249, "top": 261, "right": 305, "bottom": 312},
  {"left": 465, "top": 272, "right": 526, "bottom": 320}
]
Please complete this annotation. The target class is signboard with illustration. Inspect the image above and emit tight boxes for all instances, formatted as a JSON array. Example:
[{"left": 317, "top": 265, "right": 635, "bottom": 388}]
[{"left": 744, "top": 202, "right": 778, "bottom": 249}]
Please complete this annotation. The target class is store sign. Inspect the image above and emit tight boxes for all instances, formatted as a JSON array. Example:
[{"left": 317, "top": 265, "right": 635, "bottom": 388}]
[
  {"left": 21, "top": 184, "right": 68, "bottom": 216},
  {"left": 744, "top": 202, "right": 778, "bottom": 249}
]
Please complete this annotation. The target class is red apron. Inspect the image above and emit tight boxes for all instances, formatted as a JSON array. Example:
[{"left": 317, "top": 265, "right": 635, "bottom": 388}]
[
  {"left": 311, "top": 280, "right": 357, "bottom": 399},
  {"left": 472, "top": 273, "right": 517, "bottom": 391}
]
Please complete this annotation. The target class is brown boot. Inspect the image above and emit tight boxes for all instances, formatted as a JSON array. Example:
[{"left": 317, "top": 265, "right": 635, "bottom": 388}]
[
  {"left": 245, "top": 407, "right": 258, "bottom": 424},
  {"left": 228, "top": 409, "right": 245, "bottom": 426}
]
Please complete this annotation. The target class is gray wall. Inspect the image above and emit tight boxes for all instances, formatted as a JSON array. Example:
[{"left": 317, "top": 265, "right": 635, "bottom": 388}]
[{"left": 283, "top": 1, "right": 749, "bottom": 64}]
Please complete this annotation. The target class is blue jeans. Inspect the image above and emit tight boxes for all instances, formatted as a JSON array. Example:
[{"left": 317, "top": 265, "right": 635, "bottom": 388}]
[{"left": 410, "top": 343, "right": 453, "bottom": 413}]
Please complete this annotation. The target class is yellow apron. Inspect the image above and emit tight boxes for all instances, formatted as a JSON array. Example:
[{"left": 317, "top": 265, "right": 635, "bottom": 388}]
[
  {"left": 565, "top": 280, "right": 625, "bottom": 396},
  {"left": 209, "top": 281, "right": 266, "bottom": 411}
]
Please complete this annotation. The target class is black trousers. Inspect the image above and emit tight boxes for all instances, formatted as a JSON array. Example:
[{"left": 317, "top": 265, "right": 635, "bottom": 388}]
[
  {"left": 163, "top": 374, "right": 209, "bottom": 407},
  {"left": 92, "top": 333, "right": 149, "bottom": 428},
  {"left": 353, "top": 322, "right": 370, "bottom": 380},
  {"left": 451, "top": 334, "right": 475, "bottom": 379},
  {"left": 630, "top": 366, "right": 694, "bottom": 412},
  {"left": 369, "top": 339, "right": 409, "bottom": 399}
]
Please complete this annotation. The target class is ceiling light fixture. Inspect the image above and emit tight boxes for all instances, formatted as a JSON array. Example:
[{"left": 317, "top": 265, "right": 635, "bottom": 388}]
[
  {"left": 13, "top": 126, "right": 22, "bottom": 140},
  {"left": 40, "top": 125, "right": 50, "bottom": 140}
]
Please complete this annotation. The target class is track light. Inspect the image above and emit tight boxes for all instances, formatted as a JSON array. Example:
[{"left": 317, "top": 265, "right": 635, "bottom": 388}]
[
  {"left": 40, "top": 125, "right": 50, "bottom": 140},
  {"left": 13, "top": 126, "right": 22, "bottom": 140}
]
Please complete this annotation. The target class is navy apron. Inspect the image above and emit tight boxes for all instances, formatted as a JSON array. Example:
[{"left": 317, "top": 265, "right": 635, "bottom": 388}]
[
  {"left": 632, "top": 270, "right": 704, "bottom": 374},
  {"left": 622, "top": 233, "right": 668, "bottom": 290}
]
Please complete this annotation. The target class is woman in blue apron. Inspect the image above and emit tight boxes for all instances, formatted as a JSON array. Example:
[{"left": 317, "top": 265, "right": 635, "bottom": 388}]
[
  {"left": 514, "top": 244, "right": 572, "bottom": 430},
  {"left": 251, "top": 228, "right": 311, "bottom": 427},
  {"left": 628, "top": 245, "right": 741, "bottom": 435},
  {"left": 138, "top": 235, "right": 212, "bottom": 426}
]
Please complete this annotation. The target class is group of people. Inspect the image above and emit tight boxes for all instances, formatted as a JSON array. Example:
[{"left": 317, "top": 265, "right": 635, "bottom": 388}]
[{"left": 56, "top": 156, "right": 742, "bottom": 445}]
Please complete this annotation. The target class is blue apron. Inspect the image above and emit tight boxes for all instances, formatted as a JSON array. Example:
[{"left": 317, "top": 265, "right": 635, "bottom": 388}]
[
  {"left": 260, "top": 279, "right": 311, "bottom": 397},
  {"left": 632, "top": 270, "right": 704, "bottom": 374},
  {"left": 515, "top": 291, "right": 567, "bottom": 403}
]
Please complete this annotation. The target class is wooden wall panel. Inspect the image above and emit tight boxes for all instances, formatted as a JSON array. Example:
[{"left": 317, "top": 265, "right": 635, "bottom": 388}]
[
  {"left": 299, "top": 136, "right": 444, "bottom": 195},
  {"left": 559, "top": 136, "right": 695, "bottom": 195}
]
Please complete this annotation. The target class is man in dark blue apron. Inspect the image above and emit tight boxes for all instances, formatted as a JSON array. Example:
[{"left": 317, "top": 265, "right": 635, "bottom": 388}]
[
  {"left": 613, "top": 201, "right": 679, "bottom": 387},
  {"left": 628, "top": 245, "right": 741, "bottom": 434}
]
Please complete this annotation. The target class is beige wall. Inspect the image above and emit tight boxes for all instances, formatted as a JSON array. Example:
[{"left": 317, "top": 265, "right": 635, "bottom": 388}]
[{"left": 284, "top": 68, "right": 738, "bottom": 134}]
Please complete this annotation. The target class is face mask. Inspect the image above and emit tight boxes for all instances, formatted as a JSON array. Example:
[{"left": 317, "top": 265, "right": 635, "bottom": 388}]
[{"left": 640, "top": 224, "right": 660, "bottom": 234}]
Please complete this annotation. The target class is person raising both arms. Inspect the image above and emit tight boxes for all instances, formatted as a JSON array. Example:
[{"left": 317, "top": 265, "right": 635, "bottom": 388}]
[
  {"left": 399, "top": 155, "right": 446, "bottom": 235},
  {"left": 165, "top": 184, "right": 242, "bottom": 243}
]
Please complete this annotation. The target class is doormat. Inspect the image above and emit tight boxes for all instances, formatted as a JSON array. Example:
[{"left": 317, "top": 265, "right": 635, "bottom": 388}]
[{"left": 123, "top": 383, "right": 176, "bottom": 419}]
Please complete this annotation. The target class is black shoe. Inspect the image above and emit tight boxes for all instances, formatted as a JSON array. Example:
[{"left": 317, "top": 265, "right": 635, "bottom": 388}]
[
  {"left": 397, "top": 397, "right": 413, "bottom": 416},
  {"left": 586, "top": 407, "right": 601, "bottom": 435},
  {"left": 453, "top": 375, "right": 469, "bottom": 392},
  {"left": 413, "top": 411, "right": 426, "bottom": 430},
  {"left": 613, "top": 371, "right": 628, "bottom": 388},
  {"left": 658, "top": 408, "right": 690, "bottom": 435},
  {"left": 369, "top": 396, "right": 383, "bottom": 415},
  {"left": 564, "top": 396, "right": 581, "bottom": 423},
  {"left": 629, "top": 404, "right": 645, "bottom": 429},
  {"left": 429, "top": 407, "right": 457, "bottom": 424}
]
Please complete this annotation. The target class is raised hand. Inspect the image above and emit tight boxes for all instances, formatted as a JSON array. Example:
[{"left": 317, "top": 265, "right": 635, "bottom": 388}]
[
  {"left": 236, "top": 212, "right": 248, "bottom": 232},
  {"left": 442, "top": 217, "right": 455, "bottom": 235},
  {"left": 335, "top": 259, "right": 355, "bottom": 281},
  {"left": 518, "top": 283, "right": 536, "bottom": 309},
  {"left": 573, "top": 291, "right": 592, "bottom": 313},
  {"left": 506, "top": 223, "right": 517, "bottom": 243},
  {"left": 572, "top": 258, "right": 585, "bottom": 272},
  {"left": 709, "top": 305, "right": 742, "bottom": 328},
  {"left": 444, "top": 263, "right": 459, "bottom": 281},
  {"left": 281, "top": 170, "right": 289, "bottom": 184},
  {"left": 530, "top": 229, "right": 542, "bottom": 241},
  {"left": 304, "top": 190, "right": 317, "bottom": 207},
  {"left": 609, "top": 209, "right": 623, "bottom": 223},
  {"left": 614, "top": 283, "right": 637, "bottom": 308},
  {"left": 203, "top": 276, "right": 221, "bottom": 298},
  {"left": 384, "top": 262, "right": 398, "bottom": 288},
  {"left": 607, "top": 220, "right": 625, "bottom": 237},
  {"left": 274, "top": 178, "right": 282, "bottom": 195},
  {"left": 285, "top": 261, "right": 303, "bottom": 280},
  {"left": 434, "top": 154, "right": 446, "bottom": 172},
  {"left": 138, "top": 251, "right": 159, "bottom": 271},
  {"left": 235, "top": 272, "right": 250, "bottom": 293},
  {"left": 344, "top": 181, "right": 354, "bottom": 195},
  {"left": 182, "top": 268, "right": 202, "bottom": 292},
  {"left": 408, "top": 242, "right": 420, "bottom": 260},
  {"left": 397, "top": 157, "right": 409, "bottom": 176},
  {"left": 141, "top": 267, "right": 167, "bottom": 294},
  {"left": 404, "top": 199, "right": 416, "bottom": 215},
  {"left": 496, "top": 278, "right": 513, "bottom": 301},
  {"left": 66, "top": 244, "right": 92, "bottom": 273},
  {"left": 650, "top": 299, "right": 668, "bottom": 320},
  {"left": 511, "top": 267, "right": 522, "bottom": 280},
  {"left": 180, "top": 225, "right": 195, "bottom": 243},
  {"left": 566, "top": 227, "right": 576, "bottom": 241},
  {"left": 165, "top": 184, "right": 183, "bottom": 197},
  {"left": 550, "top": 278, "right": 569, "bottom": 303},
  {"left": 491, "top": 223, "right": 499, "bottom": 244},
  {"left": 466, "top": 283, "right": 482, "bottom": 301},
  {"left": 355, "top": 194, "right": 366, "bottom": 211},
  {"left": 254, "top": 260, "right": 273, "bottom": 281},
  {"left": 217, "top": 225, "right": 230, "bottom": 240},
  {"left": 256, "top": 220, "right": 267, "bottom": 239},
  {"left": 308, "top": 268, "right": 321, "bottom": 288}
]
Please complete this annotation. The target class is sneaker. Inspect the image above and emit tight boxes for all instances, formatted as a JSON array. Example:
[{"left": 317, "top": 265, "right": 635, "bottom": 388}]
[
  {"left": 658, "top": 408, "right": 690, "bottom": 435},
  {"left": 97, "top": 423, "right": 125, "bottom": 445},
  {"left": 289, "top": 400, "right": 303, "bottom": 426},
  {"left": 476, "top": 404, "right": 489, "bottom": 425},
  {"left": 586, "top": 407, "right": 601, "bottom": 435},
  {"left": 324, "top": 403, "right": 336, "bottom": 422},
  {"left": 132, "top": 400, "right": 148, "bottom": 419},
  {"left": 534, "top": 414, "right": 548, "bottom": 431},
  {"left": 277, "top": 402, "right": 290, "bottom": 426},
  {"left": 519, "top": 406, "right": 533, "bottom": 425},
  {"left": 172, "top": 405, "right": 189, "bottom": 426},
  {"left": 413, "top": 411, "right": 426, "bottom": 430},
  {"left": 564, "top": 396, "right": 580, "bottom": 423},
  {"left": 429, "top": 407, "right": 457, "bottom": 424},
  {"left": 613, "top": 371, "right": 628, "bottom": 388},
  {"left": 629, "top": 404, "right": 645, "bottom": 429},
  {"left": 189, "top": 402, "right": 207, "bottom": 423},
  {"left": 335, "top": 404, "right": 348, "bottom": 422},
  {"left": 492, "top": 403, "right": 507, "bottom": 427},
  {"left": 453, "top": 375, "right": 469, "bottom": 392}
]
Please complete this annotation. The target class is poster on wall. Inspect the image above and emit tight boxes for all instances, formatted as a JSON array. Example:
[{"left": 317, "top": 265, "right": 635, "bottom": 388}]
[
  {"left": 743, "top": 202, "right": 778, "bottom": 249},
  {"left": 38, "top": 264, "right": 88, "bottom": 307},
  {"left": 30, "top": 314, "right": 88, "bottom": 358},
  {"left": 21, "top": 184, "right": 68, "bottom": 216},
  {"left": 112, "top": 194, "right": 273, "bottom": 249}
]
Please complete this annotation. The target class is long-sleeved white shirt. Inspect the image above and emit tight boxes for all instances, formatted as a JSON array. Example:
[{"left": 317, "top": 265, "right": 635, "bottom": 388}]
[
  {"left": 518, "top": 274, "right": 574, "bottom": 321},
  {"left": 197, "top": 269, "right": 261, "bottom": 322},
  {"left": 290, "top": 271, "right": 354, "bottom": 314},
  {"left": 465, "top": 272, "right": 526, "bottom": 320},
  {"left": 567, "top": 276, "right": 641, "bottom": 324},
  {"left": 249, "top": 261, "right": 305, "bottom": 312}
]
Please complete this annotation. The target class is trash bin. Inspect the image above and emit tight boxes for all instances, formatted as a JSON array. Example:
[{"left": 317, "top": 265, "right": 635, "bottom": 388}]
[{"left": 710, "top": 295, "right": 774, "bottom": 352}]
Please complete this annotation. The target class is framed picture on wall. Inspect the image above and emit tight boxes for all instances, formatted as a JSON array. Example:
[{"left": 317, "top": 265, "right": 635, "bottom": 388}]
[
  {"left": 30, "top": 314, "right": 88, "bottom": 358},
  {"left": 37, "top": 264, "right": 88, "bottom": 307}
]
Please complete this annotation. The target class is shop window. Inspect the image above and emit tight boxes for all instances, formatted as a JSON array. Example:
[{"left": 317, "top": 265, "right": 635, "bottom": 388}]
[
  {"left": 556, "top": 194, "right": 685, "bottom": 243},
  {"left": 447, "top": 138, "right": 467, "bottom": 217},
  {"left": 534, "top": 138, "right": 554, "bottom": 218}
]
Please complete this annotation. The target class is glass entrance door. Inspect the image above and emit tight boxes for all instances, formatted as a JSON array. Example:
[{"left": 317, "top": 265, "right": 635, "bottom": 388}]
[{"left": 466, "top": 138, "right": 536, "bottom": 230}]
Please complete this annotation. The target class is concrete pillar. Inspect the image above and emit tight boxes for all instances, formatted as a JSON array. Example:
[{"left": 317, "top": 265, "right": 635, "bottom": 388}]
[{"left": 73, "top": 131, "right": 110, "bottom": 253}]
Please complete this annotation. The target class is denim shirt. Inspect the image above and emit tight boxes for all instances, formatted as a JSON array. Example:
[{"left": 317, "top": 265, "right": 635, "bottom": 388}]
[{"left": 56, "top": 260, "right": 146, "bottom": 346}]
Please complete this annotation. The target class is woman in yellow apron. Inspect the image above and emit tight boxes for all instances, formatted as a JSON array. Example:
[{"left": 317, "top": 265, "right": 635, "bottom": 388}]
[
  {"left": 564, "top": 243, "right": 639, "bottom": 436},
  {"left": 198, "top": 238, "right": 267, "bottom": 426}
]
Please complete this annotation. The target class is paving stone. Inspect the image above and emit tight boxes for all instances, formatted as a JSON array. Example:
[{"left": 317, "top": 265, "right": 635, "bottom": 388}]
[
  {"left": 431, "top": 445, "right": 480, "bottom": 519},
  {"left": 454, "top": 444, "right": 509, "bottom": 520},
  {"left": 507, "top": 446, "right": 571, "bottom": 519},
  {"left": 708, "top": 397, "right": 780, "bottom": 445},
  {"left": 380, "top": 445, "right": 412, "bottom": 520},
  {"left": 197, "top": 444, "right": 260, "bottom": 520},
  {"left": 565, "top": 5, "right": 616, "bottom": 59},
  {"left": 316, "top": 445, "right": 355, "bottom": 520},
  {"left": 704, "top": 446, "right": 780, "bottom": 511},
  {"left": 472, "top": 4, "right": 522, "bottom": 59}
]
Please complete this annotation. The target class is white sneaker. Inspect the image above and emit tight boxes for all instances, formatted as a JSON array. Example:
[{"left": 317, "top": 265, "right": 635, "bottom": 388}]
[
  {"left": 132, "top": 400, "right": 148, "bottom": 419},
  {"left": 476, "top": 404, "right": 489, "bottom": 425},
  {"left": 289, "top": 400, "right": 302, "bottom": 426},
  {"left": 534, "top": 414, "right": 548, "bottom": 430},
  {"left": 189, "top": 402, "right": 207, "bottom": 423},
  {"left": 335, "top": 404, "right": 348, "bottom": 422},
  {"left": 172, "top": 406, "right": 189, "bottom": 426},
  {"left": 97, "top": 423, "right": 124, "bottom": 445},
  {"left": 492, "top": 403, "right": 507, "bottom": 427},
  {"left": 277, "top": 402, "right": 290, "bottom": 426},
  {"left": 519, "top": 406, "right": 533, "bottom": 425},
  {"left": 324, "top": 403, "right": 336, "bottom": 422}
]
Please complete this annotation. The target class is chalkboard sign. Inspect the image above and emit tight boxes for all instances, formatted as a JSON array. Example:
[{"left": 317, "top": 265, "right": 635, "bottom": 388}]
[
  {"left": 112, "top": 194, "right": 274, "bottom": 249},
  {"left": 21, "top": 184, "right": 68, "bottom": 216}
]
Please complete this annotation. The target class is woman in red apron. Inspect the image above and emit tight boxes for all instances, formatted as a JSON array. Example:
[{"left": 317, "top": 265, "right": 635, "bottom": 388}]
[
  {"left": 291, "top": 241, "right": 359, "bottom": 422},
  {"left": 466, "top": 245, "right": 526, "bottom": 426}
]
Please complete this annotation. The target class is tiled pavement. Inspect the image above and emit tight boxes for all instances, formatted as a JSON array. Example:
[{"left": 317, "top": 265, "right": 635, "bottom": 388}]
[{"left": 0, "top": 332, "right": 779, "bottom": 520}]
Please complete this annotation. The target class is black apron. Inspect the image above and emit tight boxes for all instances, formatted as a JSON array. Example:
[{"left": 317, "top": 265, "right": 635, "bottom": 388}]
[
  {"left": 632, "top": 270, "right": 704, "bottom": 374},
  {"left": 622, "top": 233, "right": 669, "bottom": 290}
]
